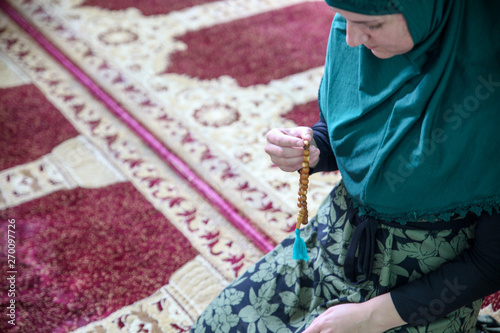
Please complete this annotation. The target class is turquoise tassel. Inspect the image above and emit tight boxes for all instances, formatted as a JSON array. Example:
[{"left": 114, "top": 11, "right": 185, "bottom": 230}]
[{"left": 292, "top": 229, "right": 310, "bottom": 261}]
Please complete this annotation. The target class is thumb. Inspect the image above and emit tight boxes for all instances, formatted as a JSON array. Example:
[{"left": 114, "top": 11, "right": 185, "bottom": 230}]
[
  {"left": 290, "top": 127, "right": 314, "bottom": 144},
  {"left": 300, "top": 127, "right": 313, "bottom": 143}
]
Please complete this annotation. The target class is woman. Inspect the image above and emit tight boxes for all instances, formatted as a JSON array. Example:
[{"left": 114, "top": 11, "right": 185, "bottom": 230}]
[{"left": 190, "top": 0, "right": 500, "bottom": 332}]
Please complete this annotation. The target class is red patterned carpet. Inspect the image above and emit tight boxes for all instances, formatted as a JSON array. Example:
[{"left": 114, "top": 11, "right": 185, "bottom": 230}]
[
  {"left": 0, "top": 0, "right": 498, "bottom": 332},
  {"left": 0, "top": 85, "right": 80, "bottom": 170},
  {"left": 165, "top": 2, "right": 334, "bottom": 87}
]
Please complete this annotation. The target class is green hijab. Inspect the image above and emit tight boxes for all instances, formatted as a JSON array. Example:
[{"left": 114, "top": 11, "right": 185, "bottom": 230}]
[{"left": 319, "top": 0, "right": 500, "bottom": 223}]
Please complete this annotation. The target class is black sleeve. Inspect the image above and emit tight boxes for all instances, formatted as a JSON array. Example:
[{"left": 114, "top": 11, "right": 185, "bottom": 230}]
[
  {"left": 310, "top": 116, "right": 338, "bottom": 173},
  {"left": 390, "top": 211, "right": 500, "bottom": 326}
]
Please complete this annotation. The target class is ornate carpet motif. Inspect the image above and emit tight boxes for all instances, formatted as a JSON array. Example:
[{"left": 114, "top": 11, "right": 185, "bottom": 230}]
[
  {"left": 0, "top": 0, "right": 498, "bottom": 332},
  {"left": 0, "top": 7, "right": 261, "bottom": 331},
  {"left": 2, "top": 0, "right": 341, "bottom": 244}
]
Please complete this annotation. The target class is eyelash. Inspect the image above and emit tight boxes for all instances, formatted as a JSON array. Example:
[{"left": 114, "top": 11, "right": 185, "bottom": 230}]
[{"left": 365, "top": 24, "right": 382, "bottom": 30}]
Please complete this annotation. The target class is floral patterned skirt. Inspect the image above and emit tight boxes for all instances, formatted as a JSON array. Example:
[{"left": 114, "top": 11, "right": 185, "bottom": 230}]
[{"left": 190, "top": 182, "right": 482, "bottom": 332}]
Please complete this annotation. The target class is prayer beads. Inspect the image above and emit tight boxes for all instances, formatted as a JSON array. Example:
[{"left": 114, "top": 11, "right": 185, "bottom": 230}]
[{"left": 296, "top": 140, "right": 310, "bottom": 229}]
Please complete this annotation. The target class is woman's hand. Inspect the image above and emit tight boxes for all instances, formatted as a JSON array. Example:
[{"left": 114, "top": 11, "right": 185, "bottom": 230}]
[
  {"left": 303, "top": 294, "right": 406, "bottom": 333},
  {"left": 265, "top": 127, "right": 320, "bottom": 172}
]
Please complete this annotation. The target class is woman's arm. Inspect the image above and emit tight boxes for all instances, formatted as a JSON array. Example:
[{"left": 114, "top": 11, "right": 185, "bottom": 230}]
[
  {"left": 304, "top": 211, "right": 500, "bottom": 332},
  {"left": 390, "top": 211, "right": 500, "bottom": 326},
  {"left": 303, "top": 293, "right": 406, "bottom": 333},
  {"left": 310, "top": 116, "right": 338, "bottom": 173}
]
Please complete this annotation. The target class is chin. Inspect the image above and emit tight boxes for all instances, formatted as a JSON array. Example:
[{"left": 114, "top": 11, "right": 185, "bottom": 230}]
[{"left": 371, "top": 49, "right": 397, "bottom": 59}]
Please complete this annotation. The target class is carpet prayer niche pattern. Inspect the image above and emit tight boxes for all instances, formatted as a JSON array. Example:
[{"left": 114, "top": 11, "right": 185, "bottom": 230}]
[{"left": 0, "top": 0, "right": 498, "bottom": 332}]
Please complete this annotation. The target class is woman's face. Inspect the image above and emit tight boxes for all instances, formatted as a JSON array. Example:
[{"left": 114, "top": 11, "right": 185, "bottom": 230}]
[{"left": 331, "top": 7, "right": 414, "bottom": 59}]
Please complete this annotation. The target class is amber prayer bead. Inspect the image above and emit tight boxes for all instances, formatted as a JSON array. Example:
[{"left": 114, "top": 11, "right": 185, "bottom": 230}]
[{"left": 296, "top": 140, "right": 310, "bottom": 229}]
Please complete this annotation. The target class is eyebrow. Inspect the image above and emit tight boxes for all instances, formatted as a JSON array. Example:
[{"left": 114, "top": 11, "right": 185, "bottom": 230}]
[{"left": 350, "top": 19, "right": 382, "bottom": 24}]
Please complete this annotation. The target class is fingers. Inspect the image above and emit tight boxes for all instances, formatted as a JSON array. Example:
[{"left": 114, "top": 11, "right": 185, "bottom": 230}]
[
  {"left": 265, "top": 127, "right": 319, "bottom": 172},
  {"left": 266, "top": 128, "right": 304, "bottom": 148},
  {"left": 307, "top": 140, "right": 321, "bottom": 169},
  {"left": 266, "top": 145, "right": 320, "bottom": 171},
  {"left": 267, "top": 154, "right": 305, "bottom": 172}
]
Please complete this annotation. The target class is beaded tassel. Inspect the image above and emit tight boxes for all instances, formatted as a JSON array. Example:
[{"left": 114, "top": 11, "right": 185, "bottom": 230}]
[{"left": 293, "top": 140, "right": 311, "bottom": 261}]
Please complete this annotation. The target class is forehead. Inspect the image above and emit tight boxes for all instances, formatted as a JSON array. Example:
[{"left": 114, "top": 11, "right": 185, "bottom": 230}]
[
  {"left": 330, "top": 6, "right": 381, "bottom": 21},
  {"left": 332, "top": 7, "right": 387, "bottom": 23},
  {"left": 324, "top": 0, "right": 402, "bottom": 15}
]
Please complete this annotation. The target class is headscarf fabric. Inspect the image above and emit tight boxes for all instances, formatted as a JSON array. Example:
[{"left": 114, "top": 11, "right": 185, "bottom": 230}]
[{"left": 319, "top": 0, "right": 500, "bottom": 223}]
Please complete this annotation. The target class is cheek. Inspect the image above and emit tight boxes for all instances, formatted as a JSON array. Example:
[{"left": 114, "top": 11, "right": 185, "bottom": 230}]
[
  {"left": 399, "top": 34, "right": 415, "bottom": 53},
  {"left": 397, "top": 24, "right": 415, "bottom": 52},
  {"left": 370, "top": 33, "right": 413, "bottom": 58},
  {"left": 385, "top": 31, "right": 414, "bottom": 53}
]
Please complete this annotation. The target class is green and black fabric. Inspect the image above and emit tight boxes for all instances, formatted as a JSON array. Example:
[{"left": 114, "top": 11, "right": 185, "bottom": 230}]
[
  {"left": 320, "top": 0, "right": 500, "bottom": 222},
  {"left": 190, "top": 182, "right": 482, "bottom": 332}
]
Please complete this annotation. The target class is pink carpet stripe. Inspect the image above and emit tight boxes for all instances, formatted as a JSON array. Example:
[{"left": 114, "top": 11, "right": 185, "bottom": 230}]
[{"left": 0, "top": 1, "right": 275, "bottom": 253}]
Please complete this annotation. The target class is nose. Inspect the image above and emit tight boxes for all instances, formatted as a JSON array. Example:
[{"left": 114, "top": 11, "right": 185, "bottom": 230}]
[{"left": 346, "top": 22, "right": 368, "bottom": 48}]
